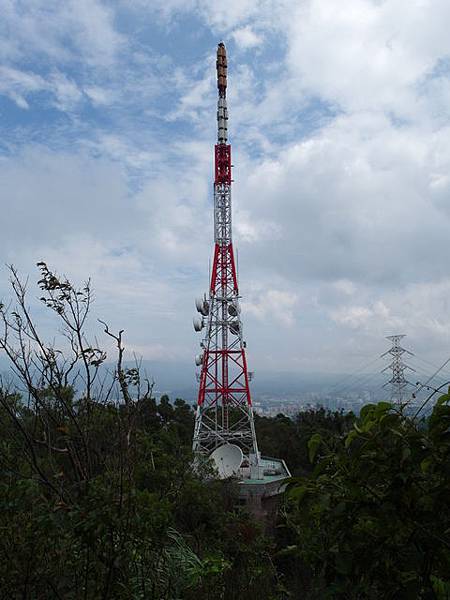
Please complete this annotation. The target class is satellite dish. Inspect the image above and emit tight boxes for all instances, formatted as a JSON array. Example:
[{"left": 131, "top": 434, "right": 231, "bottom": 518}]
[
  {"left": 209, "top": 444, "right": 243, "bottom": 479},
  {"left": 228, "top": 302, "right": 240, "bottom": 317},
  {"left": 195, "top": 296, "right": 209, "bottom": 316},
  {"left": 193, "top": 317, "right": 203, "bottom": 332},
  {"left": 229, "top": 321, "right": 240, "bottom": 335},
  {"left": 195, "top": 353, "right": 204, "bottom": 366}
]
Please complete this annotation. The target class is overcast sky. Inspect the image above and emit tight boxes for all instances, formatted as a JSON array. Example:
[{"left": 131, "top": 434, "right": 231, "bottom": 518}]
[{"left": 2, "top": 0, "right": 450, "bottom": 382}]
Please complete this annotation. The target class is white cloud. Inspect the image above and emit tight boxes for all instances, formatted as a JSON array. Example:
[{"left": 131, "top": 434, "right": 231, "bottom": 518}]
[
  {"left": 235, "top": 209, "right": 281, "bottom": 242},
  {"left": 49, "top": 72, "right": 83, "bottom": 111},
  {"left": 0, "top": 66, "right": 46, "bottom": 108},
  {"left": 83, "top": 85, "right": 112, "bottom": 106},
  {"left": 0, "top": 146, "right": 205, "bottom": 365},
  {"left": 243, "top": 288, "right": 298, "bottom": 326},
  {"left": 234, "top": 110, "right": 450, "bottom": 290},
  {"left": 333, "top": 279, "right": 357, "bottom": 296},
  {"left": 232, "top": 26, "right": 263, "bottom": 49},
  {"left": 4, "top": 0, "right": 450, "bottom": 379},
  {"left": 0, "top": 0, "right": 124, "bottom": 67},
  {"left": 331, "top": 301, "right": 394, "bottom": 330},
  {"left": 0, "top": 66, "right": 83, "bottom": 113},
  {"left": 285, "top": 0, "right": 450, "bottom": 117}
]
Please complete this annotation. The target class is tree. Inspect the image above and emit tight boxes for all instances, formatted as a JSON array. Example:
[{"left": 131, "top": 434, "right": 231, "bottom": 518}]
[
  {"left": 256, "top": 407, "right": 354, "bottom": 476},
  {"left": 285, "top": 400, "right": 450, "bottom": 599},
  {"left": 0, "top": 264, "right": 196, "bottom": 597},
  {"left": 0, "top": 264, "right": 280, "bottom": 600}
]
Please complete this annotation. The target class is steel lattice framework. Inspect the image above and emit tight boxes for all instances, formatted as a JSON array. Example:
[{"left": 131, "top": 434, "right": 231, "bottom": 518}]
[
  {"left": 192, "top": 43, "right": 259, "bottom": 461},
  {"left": 381, "top": 335, "right": 415, "bottom": 404}
]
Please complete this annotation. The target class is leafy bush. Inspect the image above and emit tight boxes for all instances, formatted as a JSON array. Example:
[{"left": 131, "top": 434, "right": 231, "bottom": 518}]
[{"left": 286, "top": 399, "right": 450, "bottom": 599}]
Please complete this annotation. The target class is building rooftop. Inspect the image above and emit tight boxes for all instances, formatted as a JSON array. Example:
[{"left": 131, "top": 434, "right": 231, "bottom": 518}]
[{"left": 238, "top": 456, "right": 291, "bottom": 488}]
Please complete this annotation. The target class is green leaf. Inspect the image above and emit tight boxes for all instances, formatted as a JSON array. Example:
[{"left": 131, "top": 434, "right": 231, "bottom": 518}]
[
  {"left": 308, "top": 433, "right": 322, "bottom": 463},
  {"left": 380, "top": 413, "right": 398, "bottom": 428},
  {"left": 359, "top": 404, "right": 376, "bottom": 420},
  {"left": 420, "top": 457, "right": 433, "bottom": 473},
  {"left": 288, "top": 485, "right": 308, "bottom": 503},
  {"left": 401, "top": 446, "right": 411, "bottom": 464},
  {"left": 375, "top": 401, "right": 393, "bottom": 414},
  {"left": 274, "top": 545, "right": 298, "bottom": 558},
  {"left": 335, "top": 552, "right": 352, "bottom": 575},
  {"left": 345, "top": 429, "right": 358, "bottom": 448},
  {"left": 436, "top": 393, "right": 450, "bottom": 406}
]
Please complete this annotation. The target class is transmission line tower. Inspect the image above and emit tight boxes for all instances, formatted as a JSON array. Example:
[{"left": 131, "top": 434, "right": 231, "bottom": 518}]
[{"left": 381, "top": 335, "right": 415, "bottom": 404}]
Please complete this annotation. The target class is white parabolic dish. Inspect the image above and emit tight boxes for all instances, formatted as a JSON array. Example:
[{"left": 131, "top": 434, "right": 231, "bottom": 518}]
[{"left": 209, "top": 444, "right": 243, "bottom": 479}]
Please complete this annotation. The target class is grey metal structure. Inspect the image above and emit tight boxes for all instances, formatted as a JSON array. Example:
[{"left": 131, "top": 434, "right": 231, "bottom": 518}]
[{"left": 381, "top": 335, "right": 415, "bottom": 404}]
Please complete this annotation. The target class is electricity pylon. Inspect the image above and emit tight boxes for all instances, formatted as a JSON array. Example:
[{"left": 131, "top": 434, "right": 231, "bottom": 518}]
[{"left": 381, "top": 335, "right": 415, "bottom": 404}]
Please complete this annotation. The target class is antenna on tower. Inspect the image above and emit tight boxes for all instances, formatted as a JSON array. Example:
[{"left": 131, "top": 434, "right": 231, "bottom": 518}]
[{"left": 381, "top": 335, "right": 415, "bottom": 405}]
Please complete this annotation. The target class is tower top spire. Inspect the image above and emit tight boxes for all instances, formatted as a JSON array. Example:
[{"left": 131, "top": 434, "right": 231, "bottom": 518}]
[
  {"left": 216, "top": 42, "right": 227, "bottom": 98},
  {"left": 216, "top": 42, "right": 228, "bottom": 144}
]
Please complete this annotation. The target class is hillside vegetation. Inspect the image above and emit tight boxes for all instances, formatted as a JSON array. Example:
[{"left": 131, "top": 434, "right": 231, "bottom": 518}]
[{"left": 0, "top": 265, "right": 449, "bottom": 599}]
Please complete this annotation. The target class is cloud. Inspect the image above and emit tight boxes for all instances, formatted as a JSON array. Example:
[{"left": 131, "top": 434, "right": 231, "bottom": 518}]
[
  {"left": 285, "top": 0, "right": 450, "bottom": 117},
  {"left": 234, "top": 110, "right": 450, "bottom": 289},
  {"left": 0, "top": 143, "right": 213, "bottom": 367},
  {"left": 331, "top": 301, "right": 393, "bottom": 330},
  {"left": 49, "top": 72, "right": 83, "bottom": 111},
  {"left": 0, "top": 65, "right": 84, "bottom": 112},
  {"left": 232, "top": 26, "right": 263, "bottom": 49},
  {"left": 243, "top": 288, "right": 298, "bottom": 327},
  {"left": 3, "top": 0, "right": 450, "bottom": 379},
  {"left": 0, "top": 1, "right": 164, "bottom": 120},
  {"left": 0, "top": 66, "right": 46, "bottom": 109},
  {"left": 83, "top": 85, "right": 112, "bottom": 106},
  {"left": 0, "top": 0, "right": 124, "bottom": 67}
]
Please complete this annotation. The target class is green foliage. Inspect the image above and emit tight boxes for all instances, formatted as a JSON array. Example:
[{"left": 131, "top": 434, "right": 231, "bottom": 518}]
[
  {"left": 2, "top": 265, "right": 450, "bottom": 598},
  {"left": 286, "top": 400, "right": 450, "bottom": 599},
  {"left": 256, "top": 407, "right": 354, "bottom": 476},
  {"left": 0, "top": 391, "right": 280, "bottom": 599},
  {"left": 307, "top": 433, "right": 322, "bottom": 463},
  {"left": 0, "top": 265, "right": 278, "bottom": 599}
]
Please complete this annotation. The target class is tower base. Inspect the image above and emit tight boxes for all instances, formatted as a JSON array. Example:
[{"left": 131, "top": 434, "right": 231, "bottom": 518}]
[{"left": 237, "top": 456, "right": 291, "bottom": 521}]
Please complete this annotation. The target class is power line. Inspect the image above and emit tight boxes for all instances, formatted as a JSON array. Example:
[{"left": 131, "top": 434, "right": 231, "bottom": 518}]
[
  {"left": 409, "top": 354, "right": 450, "bottom": 383},
  {"left": 406, "top": 355, "right": 450, "bottom": 415},
  {"left": 333, "top": 370, "right": 383, "bottom": 397},
  {"left": 327, "top": 355, "right": 384, "bottom": 395}
]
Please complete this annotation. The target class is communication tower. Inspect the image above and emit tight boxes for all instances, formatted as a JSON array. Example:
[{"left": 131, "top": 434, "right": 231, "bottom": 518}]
[
  {"left": 192, "top": 44, "right": 290, "bottom": 502},
  {"left": 192, "top": 42, "right": 258, "bottom": 465}
]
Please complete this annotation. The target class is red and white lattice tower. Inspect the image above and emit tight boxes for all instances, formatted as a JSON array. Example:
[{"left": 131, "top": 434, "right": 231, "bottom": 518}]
[{"left": 192, "top": 43, "right": 259, "bottom": 464}]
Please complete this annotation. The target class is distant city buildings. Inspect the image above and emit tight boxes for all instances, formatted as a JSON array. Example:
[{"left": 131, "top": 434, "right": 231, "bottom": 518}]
[{"left": 253, "top": 386, "right": 431, "bottom": 417}]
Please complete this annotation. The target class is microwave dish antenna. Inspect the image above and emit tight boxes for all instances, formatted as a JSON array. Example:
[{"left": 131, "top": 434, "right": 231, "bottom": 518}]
[{"left": 209, "top": 443, "right": 243, "bottom": 479}]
